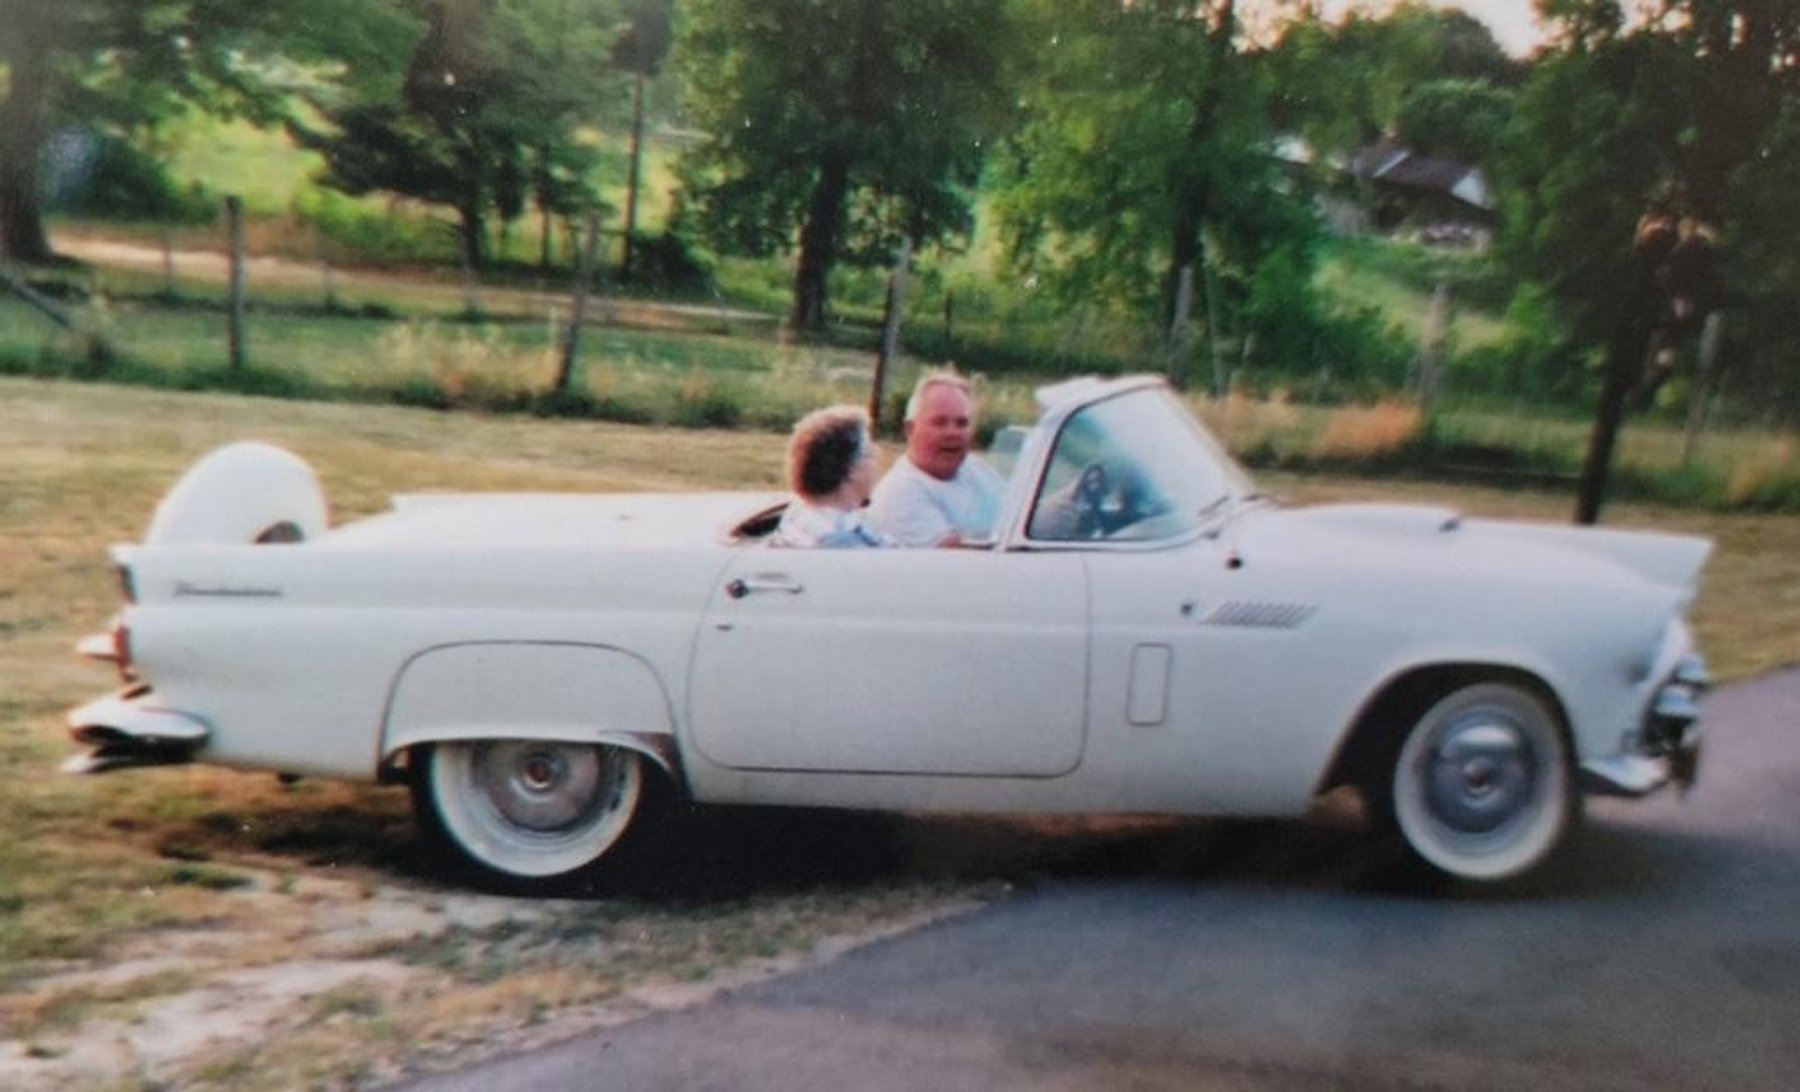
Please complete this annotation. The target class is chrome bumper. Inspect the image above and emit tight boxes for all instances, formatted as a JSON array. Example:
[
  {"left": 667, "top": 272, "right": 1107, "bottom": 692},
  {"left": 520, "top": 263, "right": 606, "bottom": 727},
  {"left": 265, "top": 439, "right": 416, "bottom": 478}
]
[
  {"left": 1580, "top": 654, "right": 1709, "bottom": 797},
  {"left": 64, "top": 686, "right": 210, "bottom": 775}
]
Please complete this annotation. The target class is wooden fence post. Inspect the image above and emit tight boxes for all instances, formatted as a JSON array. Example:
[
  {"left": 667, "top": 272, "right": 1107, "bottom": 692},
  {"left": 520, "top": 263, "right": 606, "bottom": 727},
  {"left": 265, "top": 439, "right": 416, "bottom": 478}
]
[
  {"left": 159, "top": 224, "right": 177, "bottom": 297},
  {"left": 555, "top": 213, "right": 602, "bottom": 395},
  {"left": 1682, "top": 311, "right": 1725, "bottom": 466},
  {"left": 225, "top": 195, "right": 247, "bottom": 370},
  {"left": 871, "top": 239, "right": 911, "bottom": 432},
  {"left": 1418, "top": 279, "right": 1451, "bottom": 416}
]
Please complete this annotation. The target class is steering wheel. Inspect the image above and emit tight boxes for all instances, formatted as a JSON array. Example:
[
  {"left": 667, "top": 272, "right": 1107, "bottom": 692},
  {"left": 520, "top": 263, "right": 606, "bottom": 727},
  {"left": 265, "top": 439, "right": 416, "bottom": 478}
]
[{"left": 1071, "top": 463, "right": 1110, "bottom": 537}]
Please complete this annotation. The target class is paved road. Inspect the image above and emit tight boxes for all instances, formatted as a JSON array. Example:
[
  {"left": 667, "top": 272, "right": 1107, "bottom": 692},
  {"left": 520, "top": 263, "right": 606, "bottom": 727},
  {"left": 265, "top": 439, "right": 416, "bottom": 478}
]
[{"left": 393, "top": 671, "right": 1800, "bottom": 1091}]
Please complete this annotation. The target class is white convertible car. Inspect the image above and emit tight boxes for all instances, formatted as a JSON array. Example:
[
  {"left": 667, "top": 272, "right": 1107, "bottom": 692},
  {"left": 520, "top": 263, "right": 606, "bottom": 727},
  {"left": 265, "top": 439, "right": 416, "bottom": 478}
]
[{"left": 68, "top": 376, "right": 1710, "bottom": 887}]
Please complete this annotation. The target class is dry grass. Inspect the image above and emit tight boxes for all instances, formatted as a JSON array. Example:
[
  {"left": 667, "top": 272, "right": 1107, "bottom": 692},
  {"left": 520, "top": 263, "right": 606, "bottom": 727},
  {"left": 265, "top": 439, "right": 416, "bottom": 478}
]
[
  {"left": 1307, "top": 400, "right": 1425, "bottom": 460},
  {"left": 2, "top": 376, "right": 1796, "bottom": 1087},
  {"left": 1726, "top": 434, "right": 1796, "bottom": 505}
]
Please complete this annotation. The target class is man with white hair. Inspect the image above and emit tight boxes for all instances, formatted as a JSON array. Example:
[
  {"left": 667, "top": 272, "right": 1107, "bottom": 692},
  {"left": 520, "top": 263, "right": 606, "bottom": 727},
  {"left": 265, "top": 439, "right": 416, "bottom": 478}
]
[{"left": 867, "top": 371, "right": 1007, "bottom": 546}]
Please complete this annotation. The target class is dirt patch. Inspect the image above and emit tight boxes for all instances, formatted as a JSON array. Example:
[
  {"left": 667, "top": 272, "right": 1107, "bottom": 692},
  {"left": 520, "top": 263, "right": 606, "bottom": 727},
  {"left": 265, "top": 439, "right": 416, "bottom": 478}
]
[{"left": 0, "top": 859, "right": 981, "bottom": 1091}]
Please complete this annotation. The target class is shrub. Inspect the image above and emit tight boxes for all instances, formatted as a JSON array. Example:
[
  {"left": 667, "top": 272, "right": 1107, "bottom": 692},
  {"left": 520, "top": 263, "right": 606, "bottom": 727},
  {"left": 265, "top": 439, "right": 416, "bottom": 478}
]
[
  {"left": 44, "top": 130, "right": 215, "bottom": 223},
  {"left": 173, "top": 364, "right": 319, "bottom": 400},
  {"left": 386, "top": 376, "right": 453, "bottom": 410},
  {"left": 1452, "top": 284, "right": 1593, "bottom": 406},
  {"left": 626, "top": 230, "right": 715, "bottom": 291},
  {"left": 291, "top": 185, "right": 455, "bottom": 266},
  {"left": 672, "top": 373, "right": 743, "bottom": 429}
]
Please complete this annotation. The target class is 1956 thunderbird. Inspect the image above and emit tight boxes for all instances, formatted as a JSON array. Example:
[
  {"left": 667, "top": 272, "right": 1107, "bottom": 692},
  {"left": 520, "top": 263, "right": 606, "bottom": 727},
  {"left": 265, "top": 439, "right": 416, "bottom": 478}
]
[{"left": 67, "top": 376, "right": 1711, "bottom": 887}]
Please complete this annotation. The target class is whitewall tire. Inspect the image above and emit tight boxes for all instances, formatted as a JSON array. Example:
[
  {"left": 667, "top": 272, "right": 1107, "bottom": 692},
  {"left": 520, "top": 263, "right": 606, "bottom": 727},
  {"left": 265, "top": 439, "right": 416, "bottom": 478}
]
[
  {"left": 420, "top": 740, "right": 644, "bottom": 884},
  {"left": 1385, "top": 682, "right": 1575, "bottom": 883}
]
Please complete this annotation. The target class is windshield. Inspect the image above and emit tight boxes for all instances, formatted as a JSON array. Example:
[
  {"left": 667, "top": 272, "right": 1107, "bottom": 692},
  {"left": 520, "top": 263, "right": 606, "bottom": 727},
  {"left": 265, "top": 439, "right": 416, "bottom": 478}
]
[{"left": 1027, "top": 387, "right": 1249, "bottom": 543}]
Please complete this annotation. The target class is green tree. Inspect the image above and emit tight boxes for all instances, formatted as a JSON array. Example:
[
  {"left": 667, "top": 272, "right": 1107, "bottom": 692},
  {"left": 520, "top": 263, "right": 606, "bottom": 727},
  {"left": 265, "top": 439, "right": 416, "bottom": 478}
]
[
  {"left": 296, "top": 0, "right": 628, "bottom": 273},
  {"left": 1499, "top": 0, "right": 1800, "bottom": 517},
  {"left": 677, "top": 0, "right": 1013, "bottom": 330},
  {"left": 1395, "top": 78, "right": 1516, "bottom": 163},
  {"left": 1502, "top": 0, "right": 1794, "bottom": 349},
  {"left": 1265, "top": 3, "right": 1519, "bottom": 160},
  {"left": 611, "top": 0, "right": 674, "bottom": 279},
  {"left": 0, "top": 0, "right": 410, "bottom": 263},
  {"left": 995, "top": 0, "right": 1322, "bottom": 380}
]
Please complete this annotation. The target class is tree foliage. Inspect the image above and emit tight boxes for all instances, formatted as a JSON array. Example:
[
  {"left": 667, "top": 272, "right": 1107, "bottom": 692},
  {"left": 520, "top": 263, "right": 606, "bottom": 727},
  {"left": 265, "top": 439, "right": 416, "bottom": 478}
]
[
  {"left": 994, "top": 0, "right": 1346, "bottom": 384},
  {"left": 1500, "top": 0, "right": 1798, "bottom": 351},
  {"left": 294, "top": 0, "right": 629, "bottom": 272},
  {"left": 0, "top": 0, "right": 412, "bottom": 262},
  {"left": 677, "top": 0, "right": 1013, "bottom": 329},
  {"left": 1395, "top": 78, "right": 1515, "bottom": 164},
  {"left": 1264, "top": 2, "right": 1519, "bottom": 161}
]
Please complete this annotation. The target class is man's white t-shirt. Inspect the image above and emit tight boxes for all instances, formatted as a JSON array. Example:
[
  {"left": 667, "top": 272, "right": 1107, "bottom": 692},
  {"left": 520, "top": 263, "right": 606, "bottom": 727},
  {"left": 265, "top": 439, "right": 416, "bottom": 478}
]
[{"left": 867, "top": 454, "right": 1006, "bottom": 546}]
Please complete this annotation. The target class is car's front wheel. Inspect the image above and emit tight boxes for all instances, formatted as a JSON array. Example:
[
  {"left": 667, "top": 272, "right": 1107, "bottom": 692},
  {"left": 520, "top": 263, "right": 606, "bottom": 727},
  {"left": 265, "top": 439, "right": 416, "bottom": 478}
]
[
  {"left": 1374, "top": 682, "right": 1575, "bottom": 883},
  {"left": 416, "top": 739, "right": 644, "bottom": 886}
]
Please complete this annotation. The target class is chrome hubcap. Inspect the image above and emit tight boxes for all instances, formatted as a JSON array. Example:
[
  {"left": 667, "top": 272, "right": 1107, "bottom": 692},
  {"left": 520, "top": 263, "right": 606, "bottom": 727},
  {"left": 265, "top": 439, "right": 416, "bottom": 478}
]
[
  {"left": 474, "top": 742, "right": 612, "bottom": 833},
  {"left": 1424, "top": 718, "right": 1536, "bottom": 836}
]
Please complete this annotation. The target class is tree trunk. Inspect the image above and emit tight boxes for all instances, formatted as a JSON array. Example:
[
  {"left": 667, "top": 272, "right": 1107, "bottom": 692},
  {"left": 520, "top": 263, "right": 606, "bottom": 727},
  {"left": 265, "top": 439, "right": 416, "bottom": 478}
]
[
  {"left": 790, "top": 151, "right": 849, "bottom": 332},
  {"left": 621, "top": 70, "right": 647, "bottom": 280},
  {"left": 457, "top": 198, "right": 486, "bottom": 316},
  {"left": 1203, "top": 245, "right": 1227, "bottom": 396},
  {"left": 539, "top": 203, "right": 553, "bottom": 273},
  {"left": 0, "top": 32, "right": 56, "bottom": 264},
  {"left": 1162, "top": 200, "right": 1203, "bottom": 339},
  {"left": 1166, "top": 261, "right": 1195, "bottom": 389},
  {"left": 1575, "top": 223, "right": 1667, "bottom": 525}
]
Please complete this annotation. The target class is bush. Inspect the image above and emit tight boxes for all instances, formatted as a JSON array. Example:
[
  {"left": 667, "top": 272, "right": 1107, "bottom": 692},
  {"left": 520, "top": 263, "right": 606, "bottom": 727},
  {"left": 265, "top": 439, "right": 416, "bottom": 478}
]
[
  {"left": 1451, "top": 283, "right": 1593, "bottom": 405},
  {"left": 385, "top": 376, "right": 454, "bottom": 411},
  {"left": 291, "top": 186, "right": 455, "bottom": 266},
  {"left": 626, "top": 230, "right": 715, "bottom": 291},
  {"left": 171, "top": 364, "right": 321, "bottom": 400},
  {"left": 44, "top": 130, "right": 215, "bottom": 223},
  {"left": 672, "top": 375, "right": 744, "bottom": 429}
]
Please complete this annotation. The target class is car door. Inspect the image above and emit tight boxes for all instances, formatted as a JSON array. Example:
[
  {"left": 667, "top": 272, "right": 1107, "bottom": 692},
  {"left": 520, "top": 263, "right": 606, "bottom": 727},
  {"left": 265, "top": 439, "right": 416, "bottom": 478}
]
[{"left": 688, "top": 548, "right": 1087, "bottom": 777}]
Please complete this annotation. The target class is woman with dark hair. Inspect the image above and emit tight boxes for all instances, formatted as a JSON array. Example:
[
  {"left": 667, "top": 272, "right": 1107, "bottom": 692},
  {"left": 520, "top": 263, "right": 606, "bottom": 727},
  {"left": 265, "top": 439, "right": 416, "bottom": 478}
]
[{"left": 771, "top": 405, "right": 894, "bottom": 548}]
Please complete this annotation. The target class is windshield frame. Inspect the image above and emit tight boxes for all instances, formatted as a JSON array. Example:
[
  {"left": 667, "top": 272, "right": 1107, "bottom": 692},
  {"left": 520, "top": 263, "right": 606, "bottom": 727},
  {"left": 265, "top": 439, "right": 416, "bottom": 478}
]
[{"left": 991, "top": 376, "right": 1255, "bottom": 553}]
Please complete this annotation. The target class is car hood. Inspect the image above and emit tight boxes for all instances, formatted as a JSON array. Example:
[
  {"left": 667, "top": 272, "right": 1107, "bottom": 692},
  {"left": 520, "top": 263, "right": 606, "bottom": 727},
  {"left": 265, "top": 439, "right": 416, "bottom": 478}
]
[
  {"left": 1253, "top": 503, "right": 1711, "bottom": 599},
  {"left": 320, "top": 491, "right": 785, "bottom": 550}
]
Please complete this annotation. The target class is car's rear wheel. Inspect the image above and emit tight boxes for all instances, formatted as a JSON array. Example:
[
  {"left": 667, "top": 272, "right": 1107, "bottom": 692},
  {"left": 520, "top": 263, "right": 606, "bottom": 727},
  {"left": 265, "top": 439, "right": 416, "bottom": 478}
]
[
  {"left": 1374, "top": 682, "right": 1575, "bottom": 883},
  {"left": 417, "top": 739, "right": 644, "bottom": 885}
]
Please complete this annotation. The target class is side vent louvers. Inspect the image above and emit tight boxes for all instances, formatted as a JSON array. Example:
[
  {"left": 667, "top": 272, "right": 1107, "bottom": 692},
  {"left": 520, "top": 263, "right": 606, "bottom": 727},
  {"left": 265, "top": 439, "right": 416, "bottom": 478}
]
[{"left": 1201, "top": 601, "right": 1317, "bottom": 630}]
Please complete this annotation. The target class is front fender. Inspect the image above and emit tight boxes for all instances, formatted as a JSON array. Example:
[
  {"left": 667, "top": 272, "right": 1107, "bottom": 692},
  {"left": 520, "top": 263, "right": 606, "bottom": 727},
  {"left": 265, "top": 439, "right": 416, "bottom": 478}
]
[{"left": 381, "top": 642, "right": 679, "bottom": 774}]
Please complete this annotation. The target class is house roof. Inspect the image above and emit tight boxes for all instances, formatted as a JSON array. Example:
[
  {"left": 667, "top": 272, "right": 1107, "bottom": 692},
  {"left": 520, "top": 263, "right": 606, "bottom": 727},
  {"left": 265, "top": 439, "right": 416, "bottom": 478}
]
[{"left": 1350, "top": 140, "right": 1494, "bottom": 212}]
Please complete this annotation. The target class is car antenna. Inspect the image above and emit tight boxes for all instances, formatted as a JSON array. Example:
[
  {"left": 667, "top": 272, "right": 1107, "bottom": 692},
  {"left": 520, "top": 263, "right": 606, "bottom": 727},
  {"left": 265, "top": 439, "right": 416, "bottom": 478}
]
[{"left": 1203, "top": 494, "right": 1247, "bottom": 570}]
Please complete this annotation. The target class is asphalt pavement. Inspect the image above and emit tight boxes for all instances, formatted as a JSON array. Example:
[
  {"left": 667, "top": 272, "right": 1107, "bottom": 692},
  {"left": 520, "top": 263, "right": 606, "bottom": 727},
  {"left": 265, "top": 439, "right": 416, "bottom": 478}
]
[{"left": 389, "top": 670, "right": 1800, "bottom": 1092}]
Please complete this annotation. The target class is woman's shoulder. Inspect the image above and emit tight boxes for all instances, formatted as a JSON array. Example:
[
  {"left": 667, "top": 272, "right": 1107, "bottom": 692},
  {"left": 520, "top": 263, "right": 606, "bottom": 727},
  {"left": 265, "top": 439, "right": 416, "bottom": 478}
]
[{"left": 773, "top": 502, "right": 893, "bottom": 548}]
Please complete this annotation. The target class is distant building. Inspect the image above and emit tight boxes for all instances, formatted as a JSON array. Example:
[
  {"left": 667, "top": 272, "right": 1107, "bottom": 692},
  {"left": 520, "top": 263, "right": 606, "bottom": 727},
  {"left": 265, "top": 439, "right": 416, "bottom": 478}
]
[{"left": 1349, "top": 139, "right": 1495, "bottom": 248}]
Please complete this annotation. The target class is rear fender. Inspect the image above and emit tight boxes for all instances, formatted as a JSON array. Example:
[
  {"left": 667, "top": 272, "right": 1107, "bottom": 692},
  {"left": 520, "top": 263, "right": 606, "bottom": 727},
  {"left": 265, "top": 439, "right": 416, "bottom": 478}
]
[{"left": 381, "top": 642, "right": 680, "bottom": 777}]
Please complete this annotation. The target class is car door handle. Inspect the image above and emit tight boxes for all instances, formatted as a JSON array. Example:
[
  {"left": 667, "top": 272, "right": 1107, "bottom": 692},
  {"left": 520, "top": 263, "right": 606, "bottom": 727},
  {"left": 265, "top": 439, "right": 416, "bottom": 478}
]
[{"left": 726, "top": 575, "right": 805, "bottom": 599}]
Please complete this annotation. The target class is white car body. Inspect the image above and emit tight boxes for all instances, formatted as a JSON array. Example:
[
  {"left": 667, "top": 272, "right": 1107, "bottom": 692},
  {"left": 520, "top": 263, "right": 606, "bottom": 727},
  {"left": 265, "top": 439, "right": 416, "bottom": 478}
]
[{"left": 69, "top": 376, "right": 1711, "bottom": 886}]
